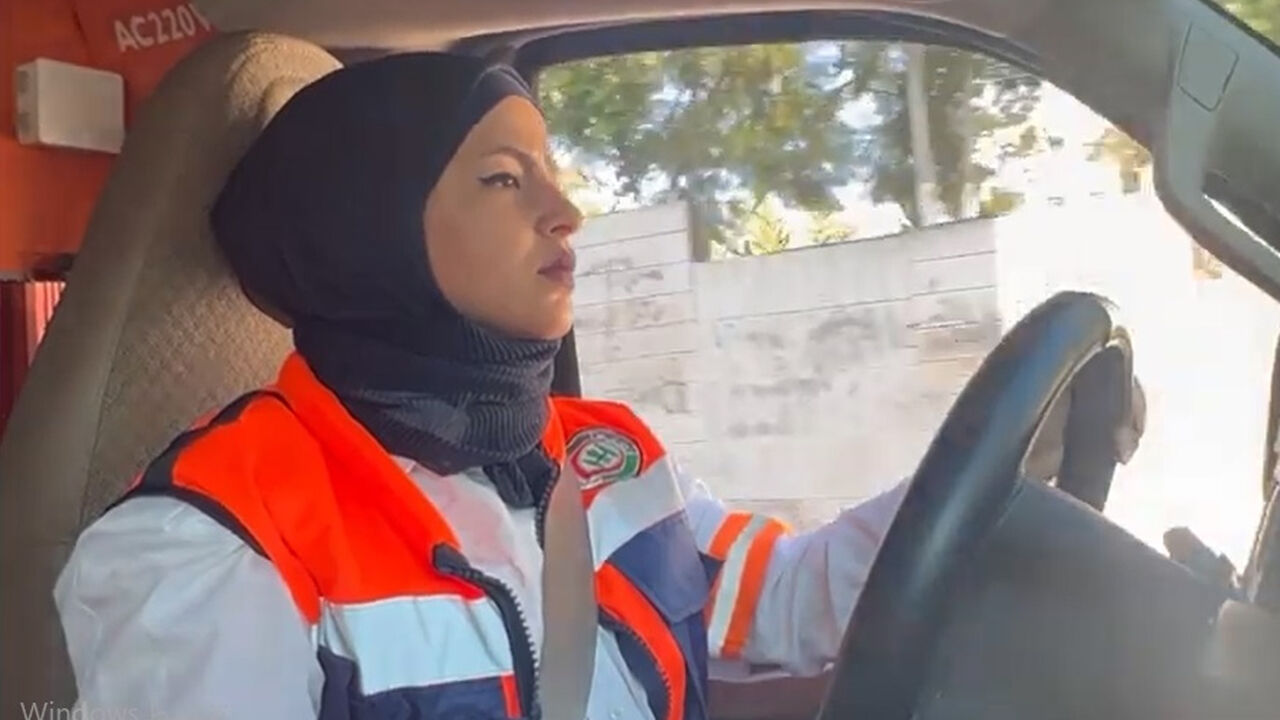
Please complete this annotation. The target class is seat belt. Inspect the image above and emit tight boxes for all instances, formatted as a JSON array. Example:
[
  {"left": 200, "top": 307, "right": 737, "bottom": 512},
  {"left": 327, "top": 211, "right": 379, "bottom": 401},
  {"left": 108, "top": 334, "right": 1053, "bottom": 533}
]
[{"left": 538, "top": 469, "right": 597, "bottom": 719}]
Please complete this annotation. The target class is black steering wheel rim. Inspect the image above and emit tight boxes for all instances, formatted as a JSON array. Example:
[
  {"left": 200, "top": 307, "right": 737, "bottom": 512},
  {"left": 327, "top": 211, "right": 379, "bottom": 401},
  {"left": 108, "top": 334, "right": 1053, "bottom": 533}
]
[{"left": 817, "top": 291, "right": 1131, "bottom": 719}]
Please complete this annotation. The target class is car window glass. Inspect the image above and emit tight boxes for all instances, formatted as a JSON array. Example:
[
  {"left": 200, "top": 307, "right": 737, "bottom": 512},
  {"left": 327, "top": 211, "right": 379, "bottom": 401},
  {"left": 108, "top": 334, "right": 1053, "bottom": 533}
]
[{"left": 540, "top": 40, "right": 1280, "bottom": 568}]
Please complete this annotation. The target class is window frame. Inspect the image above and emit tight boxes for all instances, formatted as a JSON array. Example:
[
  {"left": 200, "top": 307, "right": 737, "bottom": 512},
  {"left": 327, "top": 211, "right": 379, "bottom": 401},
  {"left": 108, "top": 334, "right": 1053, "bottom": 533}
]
[{"left": 456, "top": 10, "right": 1043, "bottom": 80}]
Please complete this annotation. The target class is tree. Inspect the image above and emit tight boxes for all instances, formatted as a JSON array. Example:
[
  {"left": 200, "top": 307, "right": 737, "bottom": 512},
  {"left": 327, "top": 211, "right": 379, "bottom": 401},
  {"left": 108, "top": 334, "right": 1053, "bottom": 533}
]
[
  {"left": 555, "top": 165, "right": 610, "bottom": 216},
  {"left": 541, "top": 40, "right": 1043, "bottom": 252},
  {"left": 1223, "top": 0, "right": 1280, "bottom": 43},
  {"left": 741, "top": 200, "right": 794, "bottom": 255},
  {"left": 541, "top": 44, "right": 859, "bottom": 252},
  {"left": 840, "top": 43, "right": 1043, "bottom": 227},
  {"left": 978, "top": 189, "right": 1024, "bottom": 217},
  {"left": 904, "top": 43, "right": 943, "bottom": 225},
  {"left": 810, "top": 211, "right": 857, "bottom": 245},
  {"left": 1087, "top": 126, "right": 1152, "bottom": 194}
]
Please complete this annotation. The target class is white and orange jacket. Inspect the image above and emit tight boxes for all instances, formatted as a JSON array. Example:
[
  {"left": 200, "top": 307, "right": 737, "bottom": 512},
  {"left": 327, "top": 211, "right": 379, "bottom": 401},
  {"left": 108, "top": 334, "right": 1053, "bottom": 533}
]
[{"left": 54, "top": 353, "right": 906, "bottom": 720}]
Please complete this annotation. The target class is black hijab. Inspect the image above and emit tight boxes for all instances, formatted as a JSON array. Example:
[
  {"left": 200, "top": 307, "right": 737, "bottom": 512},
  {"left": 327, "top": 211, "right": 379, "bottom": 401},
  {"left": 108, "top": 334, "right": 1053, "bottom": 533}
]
[{"left": 211, "top": 52, "right": 560, "bottom": 508}]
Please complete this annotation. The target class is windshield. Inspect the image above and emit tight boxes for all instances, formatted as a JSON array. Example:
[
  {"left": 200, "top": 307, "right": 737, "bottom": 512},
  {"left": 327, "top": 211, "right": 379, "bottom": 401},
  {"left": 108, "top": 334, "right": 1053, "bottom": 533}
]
[{"left": 1206, "top": 0, "right": 1280, "bottom": 44}]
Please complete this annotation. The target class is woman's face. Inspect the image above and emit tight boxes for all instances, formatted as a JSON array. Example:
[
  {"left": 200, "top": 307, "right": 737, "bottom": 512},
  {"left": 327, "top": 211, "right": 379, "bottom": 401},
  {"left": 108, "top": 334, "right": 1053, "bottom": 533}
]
[{"left": 424, "top": 96, "right": 583, "bottom": 340}]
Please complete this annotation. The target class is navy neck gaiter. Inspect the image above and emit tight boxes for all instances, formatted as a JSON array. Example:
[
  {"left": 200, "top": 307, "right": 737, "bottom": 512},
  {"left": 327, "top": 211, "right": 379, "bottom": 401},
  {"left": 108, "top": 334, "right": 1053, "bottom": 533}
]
[{"left": 211, "top": 53, "right": 559, "bottom": 507}]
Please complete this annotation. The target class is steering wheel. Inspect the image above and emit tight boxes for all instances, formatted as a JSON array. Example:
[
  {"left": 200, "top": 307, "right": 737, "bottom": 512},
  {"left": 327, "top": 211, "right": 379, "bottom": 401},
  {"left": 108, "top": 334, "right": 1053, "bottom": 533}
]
[{"left": 816, "top": 291, "right": 1132, "bottom": 719}]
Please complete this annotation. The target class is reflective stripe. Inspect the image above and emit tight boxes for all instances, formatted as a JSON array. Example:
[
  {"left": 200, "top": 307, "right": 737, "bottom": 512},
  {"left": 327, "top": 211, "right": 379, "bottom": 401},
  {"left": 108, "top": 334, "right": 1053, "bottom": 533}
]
[
  {"left": 706, "top": 513, "right": 751, "bottom": 560},
  {"left": 584, "top": 460, "right": 685, "bottom": 569},
  {"left": 500, "top": 674, "right": 522, "bottom": 717},
  {"left": 598, "top": 564, "right": 687, "bottom": 720},
  {"left": 317, "top": 594, "right": 515, "bottom": 695},
  {"left": 705, "top": 515, "right": 787, "bottom": 659}
]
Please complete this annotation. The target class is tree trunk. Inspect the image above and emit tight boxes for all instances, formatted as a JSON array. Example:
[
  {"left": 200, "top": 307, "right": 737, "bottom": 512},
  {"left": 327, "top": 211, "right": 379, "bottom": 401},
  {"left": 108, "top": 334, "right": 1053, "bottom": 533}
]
[
  {"left": 904, "top": 43, "right": 940, "bottom": 226},
  {"left": 952, "top": 59, "right": 978, "bottom": 219}
]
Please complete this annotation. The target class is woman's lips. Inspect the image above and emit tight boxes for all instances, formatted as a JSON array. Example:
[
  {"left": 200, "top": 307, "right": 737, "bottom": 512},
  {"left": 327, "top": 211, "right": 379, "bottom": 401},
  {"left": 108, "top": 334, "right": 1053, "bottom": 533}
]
[{"left": 539, "top": 250, "right": 576, "bottom": 288}]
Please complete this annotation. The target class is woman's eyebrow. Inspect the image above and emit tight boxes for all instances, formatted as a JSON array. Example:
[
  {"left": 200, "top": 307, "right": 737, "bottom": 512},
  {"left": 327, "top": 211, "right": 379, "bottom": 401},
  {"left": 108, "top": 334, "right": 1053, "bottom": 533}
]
[{"left": 483, "top": 144, "right": 555, "bottom": 175}]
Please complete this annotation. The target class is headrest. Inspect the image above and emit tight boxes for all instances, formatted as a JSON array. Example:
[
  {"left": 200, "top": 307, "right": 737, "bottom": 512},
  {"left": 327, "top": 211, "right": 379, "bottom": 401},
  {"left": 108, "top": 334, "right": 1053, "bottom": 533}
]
[{"left": 0, "top": 32, "right": 340, "bottom": 714}]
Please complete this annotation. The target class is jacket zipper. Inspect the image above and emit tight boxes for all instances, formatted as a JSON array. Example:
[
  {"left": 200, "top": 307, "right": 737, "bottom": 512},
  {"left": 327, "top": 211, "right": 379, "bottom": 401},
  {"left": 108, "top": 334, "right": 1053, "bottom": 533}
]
[
  {"left": 601, "top": 611, "right": 674, "bottom": 720},
  {"left": 433, "top": 544, "right": 541, "bottom": 719}
]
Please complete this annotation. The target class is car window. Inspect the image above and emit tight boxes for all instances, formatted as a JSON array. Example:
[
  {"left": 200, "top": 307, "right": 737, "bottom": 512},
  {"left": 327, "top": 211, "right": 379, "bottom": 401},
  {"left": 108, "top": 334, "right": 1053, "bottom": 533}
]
[{"left": 540, "top": 40, "right": 1280, "bottom": 568}]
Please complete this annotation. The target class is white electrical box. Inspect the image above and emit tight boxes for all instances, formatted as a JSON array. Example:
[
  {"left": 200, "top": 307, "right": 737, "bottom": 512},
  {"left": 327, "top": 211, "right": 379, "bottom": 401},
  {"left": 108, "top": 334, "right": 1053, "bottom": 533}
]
[{"left": 14, "top": 58, "right": 125, "bottom": 154}]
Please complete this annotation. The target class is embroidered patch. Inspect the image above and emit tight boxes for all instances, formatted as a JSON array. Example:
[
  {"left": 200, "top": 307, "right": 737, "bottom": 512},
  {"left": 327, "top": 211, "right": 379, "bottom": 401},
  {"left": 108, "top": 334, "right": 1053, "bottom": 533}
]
[{"left": 567, "top": 428, "right": 642, "bottom": 490}]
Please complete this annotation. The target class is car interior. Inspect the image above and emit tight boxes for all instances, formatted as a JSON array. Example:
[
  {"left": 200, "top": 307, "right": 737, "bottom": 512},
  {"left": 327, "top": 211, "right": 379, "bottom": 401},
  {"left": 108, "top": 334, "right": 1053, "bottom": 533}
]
[{"left": 3, "top": 0, "right": 1280, "bottom": 718}]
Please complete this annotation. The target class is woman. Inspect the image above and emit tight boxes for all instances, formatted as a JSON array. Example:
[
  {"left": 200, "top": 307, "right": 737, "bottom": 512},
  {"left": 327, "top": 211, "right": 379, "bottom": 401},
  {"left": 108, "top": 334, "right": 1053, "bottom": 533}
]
[{"left": 53, "top": 51, "right": 911, "bottom": 720}]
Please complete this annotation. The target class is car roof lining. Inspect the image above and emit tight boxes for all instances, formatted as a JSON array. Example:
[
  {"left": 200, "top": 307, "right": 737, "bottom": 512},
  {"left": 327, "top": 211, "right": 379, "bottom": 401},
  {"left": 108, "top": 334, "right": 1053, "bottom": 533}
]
[
  {"left": 193, "top": 0, "right": 1055, "bottom": 54},
  {"left": 477, "top": 10, "right": 1043, "bottom": 80}
]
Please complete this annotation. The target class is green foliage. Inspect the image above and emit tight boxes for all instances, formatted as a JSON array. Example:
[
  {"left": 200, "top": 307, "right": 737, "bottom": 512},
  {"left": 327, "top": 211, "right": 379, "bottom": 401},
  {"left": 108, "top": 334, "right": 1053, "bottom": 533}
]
[
  {"left": 741, "top": 202, "right": 793, "bottom": 255},
  {"left": 844, "top": 44, "right": 1041, "bottom": 226},
  {"left": 540, "top": 40, "right": 1043, "bottom": 252},
  {"left": 810, "top": 211, "right": 857, "bottom": 245},
  {"left": 1087, "top": 126, "right": 1152, "bottom": 194},
  {"left": 1221, "top": 0, "right": 1280, "bottom": 43},
  {"left": 540, "top": 44, "right": 857, "bottom": 249},
  {"left": 979, "top": 188, "right": 1025, "bottom": 218},
  {"left": 555, "top": 166, "right": 609, "bottom": 216}
]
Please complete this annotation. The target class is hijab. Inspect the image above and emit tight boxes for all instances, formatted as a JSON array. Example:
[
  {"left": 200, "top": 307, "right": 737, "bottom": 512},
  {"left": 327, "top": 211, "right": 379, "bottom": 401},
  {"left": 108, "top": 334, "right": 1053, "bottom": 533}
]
[{"left": 211, "top": 52, "right": 560, "bottom": 507}]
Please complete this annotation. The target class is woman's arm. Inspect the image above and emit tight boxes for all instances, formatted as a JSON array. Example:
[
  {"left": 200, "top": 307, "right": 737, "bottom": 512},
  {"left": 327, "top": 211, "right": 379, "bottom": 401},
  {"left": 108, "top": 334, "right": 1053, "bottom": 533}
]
[
  {"left": 677, "top": 463, "right": 907, "bottom": 676},
  {"left": 54, "top": 496, "right": 322, "bottom": 719}
]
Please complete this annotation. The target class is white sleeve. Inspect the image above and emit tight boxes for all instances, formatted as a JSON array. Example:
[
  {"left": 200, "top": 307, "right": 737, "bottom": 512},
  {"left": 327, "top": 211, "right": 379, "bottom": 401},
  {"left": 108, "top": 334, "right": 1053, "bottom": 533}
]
[
  {"left": 677, "top": 462, "right": 907, "bottom": 676},
  {"left": 745, "top": 481, "right": 907, "bottom": 675},
  {"left": 54, "top": 496, "right": 323, "bottom": 719}
]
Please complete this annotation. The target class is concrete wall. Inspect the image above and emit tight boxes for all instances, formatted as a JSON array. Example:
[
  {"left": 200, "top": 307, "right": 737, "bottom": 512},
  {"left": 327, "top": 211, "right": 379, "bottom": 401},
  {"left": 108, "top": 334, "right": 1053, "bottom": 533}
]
[
  {"left": 572, "top": 197, "right": 1280, "bottom": 566},
  {"left": 573, "top": 203, "right": 1002, "bottom": 529}
]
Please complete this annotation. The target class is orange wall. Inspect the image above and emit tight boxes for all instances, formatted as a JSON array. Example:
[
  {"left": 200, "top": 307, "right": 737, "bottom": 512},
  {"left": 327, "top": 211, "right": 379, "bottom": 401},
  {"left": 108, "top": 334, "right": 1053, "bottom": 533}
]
[{"left": 0, "top": 0, "right": 214, "bottom": 277}]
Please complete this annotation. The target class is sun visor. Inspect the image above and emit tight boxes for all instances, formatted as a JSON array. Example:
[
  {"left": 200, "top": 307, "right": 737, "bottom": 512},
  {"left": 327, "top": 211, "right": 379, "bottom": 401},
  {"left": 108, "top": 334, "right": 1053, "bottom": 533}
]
[{"left": 1, "top": 0, "right": 215, "bottom": 278}]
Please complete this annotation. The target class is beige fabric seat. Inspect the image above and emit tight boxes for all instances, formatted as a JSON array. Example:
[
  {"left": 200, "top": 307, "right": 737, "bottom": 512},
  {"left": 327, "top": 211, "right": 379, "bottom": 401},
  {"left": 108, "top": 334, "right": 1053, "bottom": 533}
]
[{"left": 0, "top": 34, "right": 340, "bottom": 717}]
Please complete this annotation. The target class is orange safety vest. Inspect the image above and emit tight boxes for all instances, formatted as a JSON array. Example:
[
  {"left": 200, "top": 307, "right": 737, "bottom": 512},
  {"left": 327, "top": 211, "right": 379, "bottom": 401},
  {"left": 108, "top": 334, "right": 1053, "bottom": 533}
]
[{"left": 115, "top": 352, "right": 714, "bottom": 720}]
